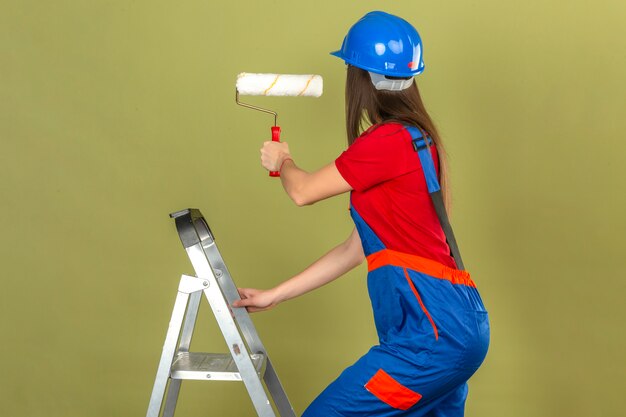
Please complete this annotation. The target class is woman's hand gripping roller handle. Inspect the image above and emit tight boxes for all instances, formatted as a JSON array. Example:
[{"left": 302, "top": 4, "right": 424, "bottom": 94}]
[
  {"left": 270, "top": 126, "right": 281, "bottom": 177},
  {"left": 235, "top": 73, "right": 323, "bottom": 177}
]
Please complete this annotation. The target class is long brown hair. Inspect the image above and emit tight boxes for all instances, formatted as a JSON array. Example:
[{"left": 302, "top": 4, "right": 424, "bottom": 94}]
[{"left": 345, "top": 65, "right": 451, "bottom": 212}]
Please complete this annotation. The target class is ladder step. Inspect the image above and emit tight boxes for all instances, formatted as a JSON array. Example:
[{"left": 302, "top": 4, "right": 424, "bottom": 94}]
[{"left": 170, "top": 352, "right": 266, "bottom": 381}]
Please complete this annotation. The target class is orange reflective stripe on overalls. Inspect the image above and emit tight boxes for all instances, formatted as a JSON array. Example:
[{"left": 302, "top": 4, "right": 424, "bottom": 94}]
[{"left": 367, "top": 249, "right": 476, "bottom": 287}]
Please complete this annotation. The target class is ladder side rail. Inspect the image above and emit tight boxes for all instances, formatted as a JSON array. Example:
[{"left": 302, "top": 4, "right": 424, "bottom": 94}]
[
  {"left": 146, "top": 284, "right": 191, "bottom": 417},
  {"left": 185, "top": 211, "right": 266, "bottom": 355},
  {"left": 200, "top": 230, "right": 296, "bottom": 417},
  {"left": 161, "top": 382, "right": 181, "bottom": 417},
  {"left": 159, "top": 290, "right": 202, "bottom": 417},
  {"left": 170, "top": 210, "right": 208, "bottom": 353},
  {"left": 263, "top": 358, "right": 297, "bottom": 417},
  {"left": 186, "top": 244, "right": 277, "bottom": 417},
  {"left": 201, "top": 241, "right": 269, "bottom": 355},
  {"left": 178, "top": 278, "right": 202, "bottom": 351}
]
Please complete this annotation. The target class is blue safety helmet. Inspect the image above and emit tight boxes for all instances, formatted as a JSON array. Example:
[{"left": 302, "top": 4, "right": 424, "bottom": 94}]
[{"left": 331, "top": 11, "right": 425, "bottom": 78}]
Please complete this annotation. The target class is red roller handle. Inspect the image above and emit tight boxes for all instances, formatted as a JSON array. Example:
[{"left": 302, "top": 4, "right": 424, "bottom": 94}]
[{"left": 269, "top": 126, "right": 281, "bottom": 177}]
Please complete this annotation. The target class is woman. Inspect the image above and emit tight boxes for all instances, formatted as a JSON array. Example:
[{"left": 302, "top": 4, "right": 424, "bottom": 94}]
[{"left": 233, "top": 11, "right": 490, "bottom": 417}]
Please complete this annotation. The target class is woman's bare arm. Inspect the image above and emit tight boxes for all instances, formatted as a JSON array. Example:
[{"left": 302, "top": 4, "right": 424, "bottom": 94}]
[
  {"left": 280, "top": 160, "right": 352, "bottom": 206},
  {"left": 233, "top": 228, "right": 364, "bottom": 312},
  {"left": 259, "top": 141, "right": 352, "bottom": 206}
]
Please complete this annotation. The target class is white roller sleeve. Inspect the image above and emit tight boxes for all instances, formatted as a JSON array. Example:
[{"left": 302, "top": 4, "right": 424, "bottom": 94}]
[{"left": 236, "top": 73, "right": 323, "bottom": 97}]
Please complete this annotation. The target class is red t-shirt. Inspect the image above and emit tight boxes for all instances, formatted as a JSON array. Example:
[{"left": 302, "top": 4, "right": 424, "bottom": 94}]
[{"left": 335, "top": 122, "right": 457, "bottom": 269}]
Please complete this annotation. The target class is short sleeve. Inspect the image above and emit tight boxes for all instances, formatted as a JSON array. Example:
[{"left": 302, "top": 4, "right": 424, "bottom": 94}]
[{"left": 335, "top": 124, "right": 416, "bottom": 191}]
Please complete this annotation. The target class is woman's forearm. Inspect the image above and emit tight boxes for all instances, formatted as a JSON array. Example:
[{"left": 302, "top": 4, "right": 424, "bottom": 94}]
[
  {"left": 272, "top": 228, "right": 364, "bottom": 303},
  {"left": 279, "top": 159, "right": 310, "bottom": 206}
]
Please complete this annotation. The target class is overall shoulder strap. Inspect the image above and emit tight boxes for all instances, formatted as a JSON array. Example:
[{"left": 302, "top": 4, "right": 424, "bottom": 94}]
[{"left": 405, "top": 126, "right": 465, "bottom": 270}]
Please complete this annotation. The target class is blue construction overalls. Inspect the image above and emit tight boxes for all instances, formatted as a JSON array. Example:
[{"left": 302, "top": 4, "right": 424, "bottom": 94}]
[{"left": 302, "top": 127, "right": 490, "bottom": 416}]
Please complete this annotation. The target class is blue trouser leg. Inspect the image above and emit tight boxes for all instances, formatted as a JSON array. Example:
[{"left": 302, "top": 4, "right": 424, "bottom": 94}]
[{"left": 423, "top": 383, "right": 468, "bottom": 417}]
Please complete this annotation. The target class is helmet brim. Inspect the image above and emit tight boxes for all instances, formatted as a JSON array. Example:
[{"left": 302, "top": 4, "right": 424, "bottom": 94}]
[{"left": 329, "top": 50, "right": 423, "bottom": 78}]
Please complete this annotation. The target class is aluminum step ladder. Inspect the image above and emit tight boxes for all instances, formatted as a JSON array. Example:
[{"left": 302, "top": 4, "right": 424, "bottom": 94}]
[{"left": 146, "top": 208, "right": 296, "bottom": 417}]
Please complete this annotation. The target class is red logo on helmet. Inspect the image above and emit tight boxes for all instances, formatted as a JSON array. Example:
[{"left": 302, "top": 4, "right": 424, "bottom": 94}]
[{"left": 408, "top": 61, "right": 416, "bottom": 69}]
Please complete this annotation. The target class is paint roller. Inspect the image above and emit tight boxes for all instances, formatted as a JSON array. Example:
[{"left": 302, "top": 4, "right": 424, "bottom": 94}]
[{"left": 236, "top": 73, "right": 323, "bottom": 176}]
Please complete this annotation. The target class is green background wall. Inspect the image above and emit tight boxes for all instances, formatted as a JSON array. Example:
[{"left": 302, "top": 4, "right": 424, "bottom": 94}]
[{"left": 1, "top": 1, "right": 624, "bottom": 416}]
